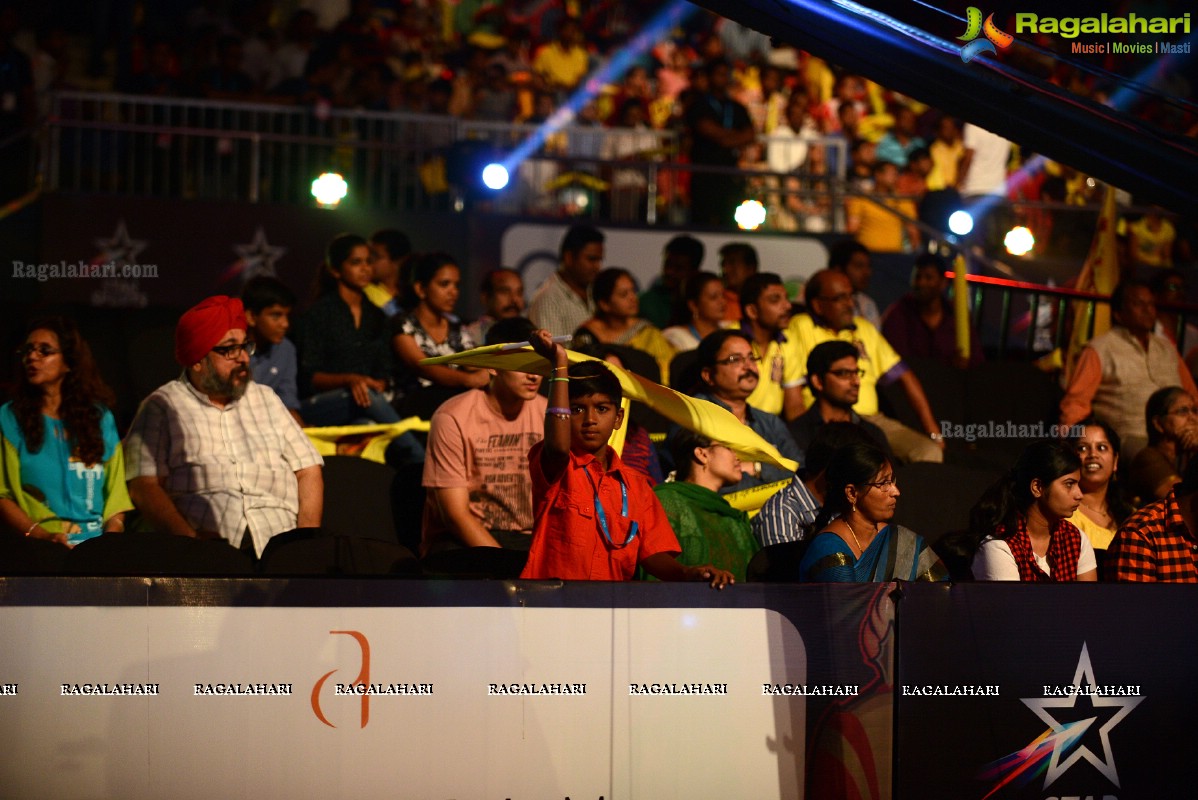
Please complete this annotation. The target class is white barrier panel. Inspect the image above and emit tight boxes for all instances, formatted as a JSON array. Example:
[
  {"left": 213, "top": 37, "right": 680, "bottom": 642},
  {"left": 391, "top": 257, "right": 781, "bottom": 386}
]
[{"left": 0, "top": 605, "right": 810, "bottom": 800}]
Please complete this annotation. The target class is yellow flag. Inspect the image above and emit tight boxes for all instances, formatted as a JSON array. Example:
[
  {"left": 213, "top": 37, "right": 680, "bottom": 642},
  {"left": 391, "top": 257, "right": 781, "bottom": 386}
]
[
  {"left": 422, "top": 345, "right": 799, "bottom": 472},
  {"left": 953, "top": 254, "right": 970, "bottom": 362},
  {"left": 724, "top": 479, "right": 790, "bottom": 517},
  {"left": 304, "top": 418, "right": 430, "bottom": 463},
  {"left": 1064, "top": 185, "right": 1120, "bottom": 382}
]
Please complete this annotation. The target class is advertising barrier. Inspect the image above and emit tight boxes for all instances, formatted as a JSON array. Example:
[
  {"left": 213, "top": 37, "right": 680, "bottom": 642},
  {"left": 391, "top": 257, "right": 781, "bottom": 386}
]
[{"left": 0, "top": 579, "right": 892, "bottom": 800}]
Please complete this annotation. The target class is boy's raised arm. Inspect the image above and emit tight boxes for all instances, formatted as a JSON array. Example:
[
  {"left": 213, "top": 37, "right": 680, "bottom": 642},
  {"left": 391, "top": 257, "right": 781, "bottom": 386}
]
[{"left": 529, "top": 329, "right": 571, "bottom": 482}]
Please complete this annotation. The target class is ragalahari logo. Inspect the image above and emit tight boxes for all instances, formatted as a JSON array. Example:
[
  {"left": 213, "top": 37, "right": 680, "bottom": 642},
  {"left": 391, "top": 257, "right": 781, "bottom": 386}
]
[
  {"left": 959, "top": 7, "right": 1014, "bottom": 62},
  {"left": 311, "top": 630, "right": 371, "bottom": 728}
]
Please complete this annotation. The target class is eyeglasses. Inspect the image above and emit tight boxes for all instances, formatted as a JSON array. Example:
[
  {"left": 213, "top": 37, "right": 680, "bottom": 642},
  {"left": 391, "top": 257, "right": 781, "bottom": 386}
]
[
  {"left": 210, "top": 341, "right": 257, "bottom": 360},
  {"left": 826, "top": 368, "right": 866, "bottom": 379},
  {"left": 16, "top": 344, "right": 61, "bottom": 358},
  {"left": 714, "top": 353, "right": 761, "bottom": 367},
  {"left": 861, "top": 476, "right": 898, "bottom": 489},
  {"left": 1163, "top": 405, "right": 1198, "bottom": 418}
]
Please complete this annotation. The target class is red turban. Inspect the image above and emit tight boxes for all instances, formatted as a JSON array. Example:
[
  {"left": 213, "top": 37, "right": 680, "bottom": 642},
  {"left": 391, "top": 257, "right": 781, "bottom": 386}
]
[{"left": 175, "top": 295, "right": 248, "bottom": 366}]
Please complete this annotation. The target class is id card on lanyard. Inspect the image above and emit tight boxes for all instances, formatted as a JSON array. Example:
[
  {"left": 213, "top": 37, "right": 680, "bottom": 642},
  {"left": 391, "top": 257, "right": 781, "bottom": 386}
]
[{"left": 585, "top": 469, "right": 639, "bottom": 549}]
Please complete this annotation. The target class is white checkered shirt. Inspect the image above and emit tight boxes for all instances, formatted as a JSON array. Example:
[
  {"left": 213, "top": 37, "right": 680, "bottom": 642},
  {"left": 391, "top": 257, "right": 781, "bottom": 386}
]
[
  {"left": 125, "top": 375, "right": 323, "bottom": 555},
  {"left": 527, "top": 270, "right": 594, "bottom": 337}
]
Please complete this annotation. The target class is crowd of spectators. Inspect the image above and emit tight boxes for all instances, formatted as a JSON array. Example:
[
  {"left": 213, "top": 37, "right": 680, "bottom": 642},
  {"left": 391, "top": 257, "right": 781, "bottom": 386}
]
[
  {"left": 8, "top": 1, "right": 1190, "bottom": 254},
  {"left": 3, "top": 3, "right": 1198, "bottom": 582},
  {"left": 5, "top": 218, "right": 1198, "bottom": 585}
]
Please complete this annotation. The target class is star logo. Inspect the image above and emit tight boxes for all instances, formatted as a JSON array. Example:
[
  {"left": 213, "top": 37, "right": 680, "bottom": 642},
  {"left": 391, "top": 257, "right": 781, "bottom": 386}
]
[
  {"left": 958, "top": 7, "right": 1014, "bottom": 63},
  {"left": 1021, "top": 643, "right": 1143, "bottom": 788},
  {"left": 978, "top": 642, "right": 1143, "bottom": 798},
  {"left": 93, "top": 220, "right": 147, "bottom": 267},
  {"left": 233, "top": 226, "right": 289, "bottom": 282}
]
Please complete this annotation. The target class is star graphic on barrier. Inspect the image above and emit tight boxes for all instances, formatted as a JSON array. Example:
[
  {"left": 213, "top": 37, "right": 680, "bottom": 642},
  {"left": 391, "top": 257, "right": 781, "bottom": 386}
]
[
  {"left": 1021, "top": 642, "right": 1144, "bottom": 789},
  {"left": 233, "top": 227, "right": 287, "bottom": 280},
  {"left": 94, "top": 220, "right": 147, "bottom": 267}
]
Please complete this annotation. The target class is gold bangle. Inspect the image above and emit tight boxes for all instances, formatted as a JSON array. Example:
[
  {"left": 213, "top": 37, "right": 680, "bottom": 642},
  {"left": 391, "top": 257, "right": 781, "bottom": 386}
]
[{"left": 24, "top": 522, "right": 37, "bottom": 537}]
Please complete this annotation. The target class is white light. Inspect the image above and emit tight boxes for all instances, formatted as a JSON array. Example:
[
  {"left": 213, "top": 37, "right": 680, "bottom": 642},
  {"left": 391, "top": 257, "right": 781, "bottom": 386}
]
[
  {"left": 948, "top": 210, "right": 974, "bottom": 236},
  {"left": 310, "top": 172, "right": 348, "bottom": 207},
  {"left": 1004, "top": 225, "right": 1035, "bottom": 256},
  {"left": 734, "top": 199, "right": 767, "bottom": 230},
  {"left": 481, "top": 163, "right": 509, "bottom": 191}
]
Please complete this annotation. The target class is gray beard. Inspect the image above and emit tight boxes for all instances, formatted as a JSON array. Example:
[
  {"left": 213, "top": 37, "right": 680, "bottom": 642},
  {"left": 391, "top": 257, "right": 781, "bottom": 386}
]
[{"left": 196, "top": 361, "right": 250, "bottom": 402}]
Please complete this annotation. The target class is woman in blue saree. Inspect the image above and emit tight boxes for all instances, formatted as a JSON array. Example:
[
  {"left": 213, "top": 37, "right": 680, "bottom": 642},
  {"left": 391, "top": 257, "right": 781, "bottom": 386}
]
[{"left": 799, "top": 443, "right": 946, "bottom": 582}]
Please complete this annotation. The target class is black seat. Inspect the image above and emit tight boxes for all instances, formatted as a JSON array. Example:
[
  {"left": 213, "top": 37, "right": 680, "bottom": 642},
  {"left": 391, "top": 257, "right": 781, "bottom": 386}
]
[
  {"left": 390, "top": 461, "right": 426, "bottom": 556},
  {"left": 257, "top": 528, "right": 421, "bottom": 575},
  {"left": 746, "top": 539, "right": 811, "bottom": 582},
  {"left": 322, "top": 455, "right": 400, "bottom": 543},
  {"left": 420, "top": 546, "right": 528, "bottom": 579},
  {"left": 61, "top": 531, "right": 256, "bottom": 575},
  {"left": 0, "top": 534, "right": 71, "bottom": 574},
  {"left": 891, "top": 462, "right": 1000, "bottom": 547}
]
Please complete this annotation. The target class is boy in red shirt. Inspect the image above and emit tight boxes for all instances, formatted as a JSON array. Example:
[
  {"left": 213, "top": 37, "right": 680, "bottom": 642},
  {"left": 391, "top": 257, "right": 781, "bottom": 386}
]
[{"left": 520, "top": 330, "right": 733, "bottom": 587}]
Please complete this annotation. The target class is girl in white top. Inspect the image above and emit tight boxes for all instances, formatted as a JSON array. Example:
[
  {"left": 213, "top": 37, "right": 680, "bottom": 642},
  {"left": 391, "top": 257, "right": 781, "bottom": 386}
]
[{"left": 970, "top": 441, "right": 1098, "bottom": 581}]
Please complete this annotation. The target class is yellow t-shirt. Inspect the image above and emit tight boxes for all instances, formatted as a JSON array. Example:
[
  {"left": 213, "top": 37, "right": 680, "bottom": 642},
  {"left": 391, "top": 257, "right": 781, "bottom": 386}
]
[
  {"left": 927, "top": 139, "right": 963, "bottom": 191},
  {"left": 788, "top": 314, "right": 902, "bottom": 416},
  {"left": 627, "top": 323, "right": 677, "bottom": 387},
  {"left": 1067, "top": 508, "right": 1115, "bottom": 550},
  {"left": 532, "top": 42, "right": 589, "bottom": 90},
  {"left": 363, "top": 282, "right": 395, "bottom": 311},
  {"left": 845, "top": 196, "right": 917, "bottom": 252},
  {"left": 746, "top": 336, "right": 803, "bottom": 416}
]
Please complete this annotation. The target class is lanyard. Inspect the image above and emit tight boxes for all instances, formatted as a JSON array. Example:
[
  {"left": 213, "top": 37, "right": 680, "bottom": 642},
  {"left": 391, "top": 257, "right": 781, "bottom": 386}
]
[{"left": 586, "top": 468, "right": 638, "bottom": 549}]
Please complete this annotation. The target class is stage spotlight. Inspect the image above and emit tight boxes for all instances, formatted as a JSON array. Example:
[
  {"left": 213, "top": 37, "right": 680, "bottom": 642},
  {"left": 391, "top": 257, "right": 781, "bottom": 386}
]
[
  {"left": 311, "top": 172, "right": 348, "bottom": 208},
  {"left": 481, "top": 163, "right": 509, "bottom": 191},
  {"left": 735, "top": 199, "right": 767, "bottom": 230},
  {"left": 948, "top": 210, "right": 974, "bottom": 236},
  {"left": 1004, "top": 225, "right": 1035, "bottom": 256}
]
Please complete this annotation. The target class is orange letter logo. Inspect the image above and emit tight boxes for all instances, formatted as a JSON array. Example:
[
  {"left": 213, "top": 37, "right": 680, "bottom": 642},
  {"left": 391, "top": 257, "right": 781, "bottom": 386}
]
[{"left": 311, "top": 630, "right": 371, "bottom": 728}]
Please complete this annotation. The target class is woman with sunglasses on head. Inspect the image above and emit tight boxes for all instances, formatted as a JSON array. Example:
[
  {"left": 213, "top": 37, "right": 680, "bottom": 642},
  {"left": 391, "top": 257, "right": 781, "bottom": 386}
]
[
  {"left": 1, "top": 318, "right": 132, "bottom": 546},
  {"left": 1128, "top": 386, "right": 1198, "bottom": 504},
  {"left": 1067, "top": 418, "right": 1134, "bottom": 551},
  {"left": 647, "top": 429, "right": 759, "bottom": 583},
  {"left": 970, "top": 440, "right": 1097, "bottom": 581},
  {"left": 292, "top": 233, "right": 402, "bottom": 427},
  {"left": 799, "top": 442, "right": 946, "bottom": 582}
]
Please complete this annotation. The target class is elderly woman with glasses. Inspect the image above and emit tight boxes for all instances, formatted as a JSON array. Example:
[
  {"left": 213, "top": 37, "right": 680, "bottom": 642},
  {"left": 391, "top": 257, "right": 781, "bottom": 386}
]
[
  {"left": 799, "top": 442, "right": 946, "bottom": 582},
  {"left": 1128, "top": 386, "right": 1198, "bottom": 504},
  {"left": 0, "top": 317, "right": 132, "bottom": 546}
]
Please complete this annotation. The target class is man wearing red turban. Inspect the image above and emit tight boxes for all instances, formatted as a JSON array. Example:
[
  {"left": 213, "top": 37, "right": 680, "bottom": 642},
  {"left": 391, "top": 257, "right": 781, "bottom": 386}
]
[{"left": 124, "top": 296, "right": 324, "bottom": 556}]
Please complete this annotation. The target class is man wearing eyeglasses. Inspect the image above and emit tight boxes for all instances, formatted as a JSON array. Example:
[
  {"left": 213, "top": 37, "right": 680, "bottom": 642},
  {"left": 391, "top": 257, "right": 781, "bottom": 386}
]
[
  {"left": 125, "top": 296, "right": 324, "bottom": 557},
  {"left": 789, "top": 341, "right": 892, "bottom": 461},
  {"left": 789, "top": 269, "right": 944, "bottom": 464},
  {"left": 688, "top": 329, "right": 802, "bottom": 493}
]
